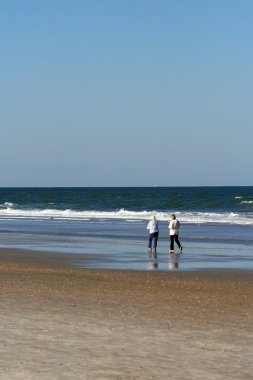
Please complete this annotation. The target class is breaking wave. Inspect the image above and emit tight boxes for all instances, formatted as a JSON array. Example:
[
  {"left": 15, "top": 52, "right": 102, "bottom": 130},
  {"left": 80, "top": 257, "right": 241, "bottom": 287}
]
[{"left": 0, "top": 207, "right": 252, "bottom": 225}]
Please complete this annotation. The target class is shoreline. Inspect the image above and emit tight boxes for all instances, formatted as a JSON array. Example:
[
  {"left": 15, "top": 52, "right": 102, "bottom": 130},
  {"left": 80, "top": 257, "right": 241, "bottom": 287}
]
[
  {"left": 1, "top": 240, "right": 253, "bottom": 272},
  {"left": 1, "top": 247, "right": 253, "bottom": 379},
  {"left": 1, "top": 245, "right": 253, "bottom": 270}
]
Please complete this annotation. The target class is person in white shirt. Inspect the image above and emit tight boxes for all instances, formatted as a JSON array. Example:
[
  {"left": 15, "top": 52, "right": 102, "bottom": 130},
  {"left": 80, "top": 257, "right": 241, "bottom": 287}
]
[
  {"left": 147, "top": 215, "right": 159, "bottom": 253},
  {"left": 168, "top": 214, "right": 183, "bottom": 253}
]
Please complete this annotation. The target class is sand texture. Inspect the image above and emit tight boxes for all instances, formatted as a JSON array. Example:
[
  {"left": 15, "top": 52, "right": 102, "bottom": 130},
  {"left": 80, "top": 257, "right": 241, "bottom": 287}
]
[{"left": 0, "top": 249, "right": 253, "bottom": 379}]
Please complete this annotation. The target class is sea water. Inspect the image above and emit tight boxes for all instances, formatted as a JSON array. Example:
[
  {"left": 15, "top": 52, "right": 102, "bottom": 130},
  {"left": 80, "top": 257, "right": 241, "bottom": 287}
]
[{"left": 0, "top": 187, "right": 253, "bottom": 271}]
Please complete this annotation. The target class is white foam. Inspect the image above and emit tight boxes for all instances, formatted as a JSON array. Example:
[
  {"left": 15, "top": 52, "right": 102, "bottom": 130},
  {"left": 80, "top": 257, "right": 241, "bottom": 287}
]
[
  {"left": 0, "top": 202, "right": 15, "bottom": 208},
  {"left": 0, "top": 207, "right": 252, "bottom": 225}
]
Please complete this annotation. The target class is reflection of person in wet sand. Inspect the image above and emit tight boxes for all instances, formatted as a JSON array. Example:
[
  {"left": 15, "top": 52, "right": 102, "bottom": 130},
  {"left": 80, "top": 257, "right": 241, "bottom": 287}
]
[
  {"left": 168, "top": 252, "right": 180, "bottom": 270},
  {"left": 168, "top": 214, "right": 183, "bottom": 253},
  {"left": 148, "top": 250, "right": 158, "bottom": 270}
]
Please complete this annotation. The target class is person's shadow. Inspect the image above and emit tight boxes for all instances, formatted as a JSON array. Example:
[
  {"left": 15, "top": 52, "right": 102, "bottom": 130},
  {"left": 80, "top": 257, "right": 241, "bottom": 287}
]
[{"left": 168, "top": 252, "right": 181, "bottom": 270}]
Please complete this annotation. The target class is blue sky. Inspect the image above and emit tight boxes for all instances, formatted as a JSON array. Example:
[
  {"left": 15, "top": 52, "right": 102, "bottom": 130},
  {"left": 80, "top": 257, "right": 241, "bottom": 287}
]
[{"left": 1, "top": 0, "right": 252, "bottom": 186}]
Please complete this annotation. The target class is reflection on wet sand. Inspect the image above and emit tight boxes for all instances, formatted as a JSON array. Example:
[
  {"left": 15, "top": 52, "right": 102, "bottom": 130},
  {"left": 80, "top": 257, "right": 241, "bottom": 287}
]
[
  {"left": 147, "top": 251, "right": 183, "bottom": 271},
  {"left": 168, "top": 252, "right": 181, "bottom": 270},
  {"left": 148, "top": 251, "right": 158, "bottom": 269}
]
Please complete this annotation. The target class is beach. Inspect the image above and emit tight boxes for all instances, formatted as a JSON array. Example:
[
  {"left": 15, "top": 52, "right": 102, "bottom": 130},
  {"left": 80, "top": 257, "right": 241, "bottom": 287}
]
[{"left": 1, "top": 248, "right": 253, "bottom": 380}]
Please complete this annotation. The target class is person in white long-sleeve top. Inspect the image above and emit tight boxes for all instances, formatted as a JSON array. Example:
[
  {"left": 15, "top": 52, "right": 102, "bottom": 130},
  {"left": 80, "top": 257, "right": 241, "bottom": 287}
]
[
  {"left": 147, "top": 215, "right": 159, "bottom": 253},
  {"left": 169, "top": 214, "right": 183, "bottom": 253}
]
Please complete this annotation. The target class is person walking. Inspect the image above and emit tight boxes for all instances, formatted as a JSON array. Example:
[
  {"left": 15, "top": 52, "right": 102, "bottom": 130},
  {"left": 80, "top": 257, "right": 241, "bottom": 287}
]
[
  {"left": 147, "top": 215, "right": 159, "bottom": 253},
  {"left": 168, "top": 214, "right": 183, "bottom": 253}
]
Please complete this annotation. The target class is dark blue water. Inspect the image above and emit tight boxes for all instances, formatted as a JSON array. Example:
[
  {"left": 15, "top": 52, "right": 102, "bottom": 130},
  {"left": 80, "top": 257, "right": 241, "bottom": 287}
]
[
  {"left": 0, "top": 186, "right": 253, "bottom": 213},
  {"left": 0, "top": 187, "right": 253, "bottom": 225}
]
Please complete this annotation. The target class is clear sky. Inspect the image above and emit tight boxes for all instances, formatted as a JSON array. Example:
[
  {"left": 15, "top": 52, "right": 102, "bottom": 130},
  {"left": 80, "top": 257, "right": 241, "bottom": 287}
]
[{"left": 1, "top": 0, "right": 252, "bottom": 187}]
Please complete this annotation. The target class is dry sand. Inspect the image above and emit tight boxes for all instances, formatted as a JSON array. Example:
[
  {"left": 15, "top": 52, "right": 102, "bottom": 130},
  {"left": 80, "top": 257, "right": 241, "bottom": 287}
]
[{"left": 0, "top": 248, "right": 253, "bottom": 379}]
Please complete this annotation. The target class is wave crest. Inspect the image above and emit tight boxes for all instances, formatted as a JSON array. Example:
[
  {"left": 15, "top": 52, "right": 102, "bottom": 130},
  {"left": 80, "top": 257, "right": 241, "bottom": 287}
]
[{"left": 0, "top": 207, "right": 252, "bottom": 225}]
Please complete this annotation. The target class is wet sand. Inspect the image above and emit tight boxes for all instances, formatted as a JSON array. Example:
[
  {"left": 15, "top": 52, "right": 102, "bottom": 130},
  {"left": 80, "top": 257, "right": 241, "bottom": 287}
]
[{"left": 0, "top": 248, "right": 253, "bottom": 379}]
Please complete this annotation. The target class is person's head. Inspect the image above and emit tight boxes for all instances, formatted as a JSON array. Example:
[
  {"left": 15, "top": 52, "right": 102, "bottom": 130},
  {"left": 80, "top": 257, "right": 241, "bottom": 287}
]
[
  {"left": 171, "top": 214, "right": 176, "bottom": 220},
  {"left": 152, "top": 215, "right": 157, "bottom": 220}
]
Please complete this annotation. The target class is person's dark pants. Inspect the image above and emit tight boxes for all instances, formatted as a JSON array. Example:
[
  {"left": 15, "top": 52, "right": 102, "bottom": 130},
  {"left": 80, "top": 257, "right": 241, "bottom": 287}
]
[
  {"left": 148, "top": 232, "right": 159, "bottom": 250},
  {"left": 170, "top": 234, "right": 181, "bottom": 251}
]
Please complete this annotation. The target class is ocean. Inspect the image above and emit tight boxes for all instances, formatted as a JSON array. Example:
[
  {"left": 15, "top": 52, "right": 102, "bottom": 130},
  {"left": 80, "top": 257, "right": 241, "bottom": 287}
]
[{"left": 0, "top": 187, "right": 253, "bottom": 271}]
